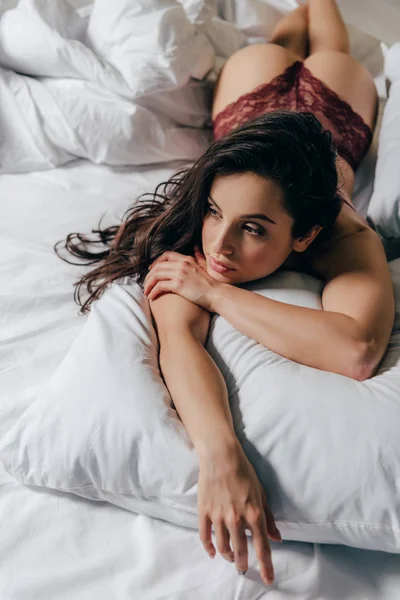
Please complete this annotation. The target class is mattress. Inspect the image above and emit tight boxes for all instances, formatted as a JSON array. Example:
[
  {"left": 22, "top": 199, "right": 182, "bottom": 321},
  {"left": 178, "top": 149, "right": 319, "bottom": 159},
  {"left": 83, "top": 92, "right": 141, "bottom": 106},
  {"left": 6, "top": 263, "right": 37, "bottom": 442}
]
[
  {"left": 1, "top": 157, "right": 400, "bottom": 600},
  {"left": 1, "top": 0, "right": 400, "bottom": 598}
]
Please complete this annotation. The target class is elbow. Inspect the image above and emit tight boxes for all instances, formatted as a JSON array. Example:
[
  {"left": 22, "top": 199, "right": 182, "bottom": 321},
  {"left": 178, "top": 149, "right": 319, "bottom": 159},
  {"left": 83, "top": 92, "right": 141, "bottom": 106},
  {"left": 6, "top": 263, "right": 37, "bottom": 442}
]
[{"left": 348, "top": 337, "right": 378, "bottom": 382}]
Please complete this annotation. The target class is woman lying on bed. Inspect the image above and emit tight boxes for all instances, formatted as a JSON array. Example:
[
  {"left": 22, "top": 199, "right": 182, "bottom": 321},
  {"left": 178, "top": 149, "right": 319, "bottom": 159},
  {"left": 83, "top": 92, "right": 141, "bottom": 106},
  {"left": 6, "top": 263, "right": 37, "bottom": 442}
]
[{"left": 57, "top": 0, "right": 394, "bottom": 588}]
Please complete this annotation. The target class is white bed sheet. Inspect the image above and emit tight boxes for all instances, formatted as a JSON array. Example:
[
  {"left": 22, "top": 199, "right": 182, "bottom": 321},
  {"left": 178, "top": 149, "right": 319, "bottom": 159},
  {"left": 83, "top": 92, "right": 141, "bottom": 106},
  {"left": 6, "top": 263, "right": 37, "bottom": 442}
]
[
  {"left": 1, "top": 158, "right": 400, "bottom": 600},
  {"left": 2, "top": 0, "right": 400, "bottom": 596}
]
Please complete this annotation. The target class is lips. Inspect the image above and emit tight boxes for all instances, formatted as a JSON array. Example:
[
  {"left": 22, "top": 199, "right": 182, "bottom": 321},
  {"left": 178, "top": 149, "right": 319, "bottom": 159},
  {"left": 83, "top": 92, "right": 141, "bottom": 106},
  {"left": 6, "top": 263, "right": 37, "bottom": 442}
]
[
  {"left": 208, "top": 256, "right": 236, "bottom": 273},
  {"left": 212, "top": 257, "right": 234, "bottom": 269}
]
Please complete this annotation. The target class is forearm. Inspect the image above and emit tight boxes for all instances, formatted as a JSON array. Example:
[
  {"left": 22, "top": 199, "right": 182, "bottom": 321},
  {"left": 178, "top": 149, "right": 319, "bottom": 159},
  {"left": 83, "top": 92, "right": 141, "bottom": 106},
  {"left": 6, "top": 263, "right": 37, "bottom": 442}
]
[
  {"left": 210, "top": 285, "right": 368, "bottom": 380},
  {"left": 159, "top": 331, "right": 239, "bottom": 460}
]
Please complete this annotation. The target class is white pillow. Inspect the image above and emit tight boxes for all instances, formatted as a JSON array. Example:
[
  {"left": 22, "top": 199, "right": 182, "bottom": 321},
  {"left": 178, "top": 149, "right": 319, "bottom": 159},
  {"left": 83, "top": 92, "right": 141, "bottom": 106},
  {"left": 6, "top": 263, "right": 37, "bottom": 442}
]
[
  {"left": 1, "top": 265, "right": 400, "bottom": 553},
  {"left": 367, "top": 43, "right": 400, "bottom": 240}
]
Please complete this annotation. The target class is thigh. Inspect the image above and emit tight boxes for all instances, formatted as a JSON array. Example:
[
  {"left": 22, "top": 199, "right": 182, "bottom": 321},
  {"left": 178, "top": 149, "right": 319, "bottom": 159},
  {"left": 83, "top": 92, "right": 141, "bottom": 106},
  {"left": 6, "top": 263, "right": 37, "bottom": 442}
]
[
  {"left": 303, "top": 50, "right": 378, "bottom": 131},
  {"left": 211, "top": 43, "right": 299, "bottom": 121}
]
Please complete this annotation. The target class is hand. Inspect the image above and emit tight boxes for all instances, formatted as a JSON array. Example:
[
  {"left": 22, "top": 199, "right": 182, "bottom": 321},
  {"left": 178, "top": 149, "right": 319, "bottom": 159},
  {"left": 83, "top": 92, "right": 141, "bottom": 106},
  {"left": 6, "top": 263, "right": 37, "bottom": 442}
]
[
  {"left": 143, "top": 247, "right": 222, "bottom": 312},
  {"left": 197, "top": 442, "right": 281, "bottom": 586}
]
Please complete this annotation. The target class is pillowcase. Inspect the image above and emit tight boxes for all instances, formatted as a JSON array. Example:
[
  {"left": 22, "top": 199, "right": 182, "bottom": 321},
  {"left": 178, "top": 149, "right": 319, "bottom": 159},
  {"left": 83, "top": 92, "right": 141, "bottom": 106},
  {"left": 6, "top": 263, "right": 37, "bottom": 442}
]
[
  {"left": 1, "top": 265, "right": 400, "bottom": 553},
  {"left": 367, "top": 43, "right": 400, "bottom": 241}
]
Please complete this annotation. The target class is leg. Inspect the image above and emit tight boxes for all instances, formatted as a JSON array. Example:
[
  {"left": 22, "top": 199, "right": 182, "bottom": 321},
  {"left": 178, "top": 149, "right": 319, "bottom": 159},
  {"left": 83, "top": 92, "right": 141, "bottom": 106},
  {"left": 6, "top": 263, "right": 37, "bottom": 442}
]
[
  {"left": 307, "top": 0, "right": 349, "bottom": 55},
  {"left": 212, "top": 44, "right": 298, "bottom": 121},
  {"left": 269, "top": 0, "right": 349, "bottom": 58},
  {"left": 304, "top": 50, "right": 378, "bottom": 200},
  {"left": 304, "top": 0, "right": 376, "bottom": 127},
  {"left": 269, "top": 3, "right": 309, "bottom": 61},
  {"left": 212, "top": 4, "right": 309, "bottom": 120},
  {"left": 212, "top": 0, "right": 352, "bottom": 122},
  {"left": 303, "top": 1, "right": 376, "bottom": 200}
]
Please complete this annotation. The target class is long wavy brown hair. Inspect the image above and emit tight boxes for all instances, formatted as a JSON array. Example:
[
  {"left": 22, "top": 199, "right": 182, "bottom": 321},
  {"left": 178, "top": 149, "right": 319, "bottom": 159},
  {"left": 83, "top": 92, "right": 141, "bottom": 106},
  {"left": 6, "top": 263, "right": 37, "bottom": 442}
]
[{"left": 55, "top": 111, "right": 344, "bottom": 314}]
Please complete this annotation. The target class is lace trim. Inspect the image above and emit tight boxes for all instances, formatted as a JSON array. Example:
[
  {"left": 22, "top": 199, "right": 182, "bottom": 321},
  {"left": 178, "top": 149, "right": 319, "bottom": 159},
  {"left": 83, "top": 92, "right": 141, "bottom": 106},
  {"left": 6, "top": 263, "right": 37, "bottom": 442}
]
[{"left": 212, "top": 61, "right": 373, "bottom": 173}]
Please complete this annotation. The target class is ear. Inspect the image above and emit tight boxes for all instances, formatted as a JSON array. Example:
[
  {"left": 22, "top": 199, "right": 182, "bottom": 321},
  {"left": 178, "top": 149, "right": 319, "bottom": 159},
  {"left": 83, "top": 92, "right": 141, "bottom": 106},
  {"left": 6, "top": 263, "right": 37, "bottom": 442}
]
[{"left": 292, "top": 225, "right": 323, "bottom": 253}]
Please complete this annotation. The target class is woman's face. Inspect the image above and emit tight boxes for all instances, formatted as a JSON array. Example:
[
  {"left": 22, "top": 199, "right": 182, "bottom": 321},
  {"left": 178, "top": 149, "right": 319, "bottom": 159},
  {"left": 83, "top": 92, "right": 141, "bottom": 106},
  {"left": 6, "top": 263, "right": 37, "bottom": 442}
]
[{"left": 201, "top": 172, "right": 317, "bottom": 285}]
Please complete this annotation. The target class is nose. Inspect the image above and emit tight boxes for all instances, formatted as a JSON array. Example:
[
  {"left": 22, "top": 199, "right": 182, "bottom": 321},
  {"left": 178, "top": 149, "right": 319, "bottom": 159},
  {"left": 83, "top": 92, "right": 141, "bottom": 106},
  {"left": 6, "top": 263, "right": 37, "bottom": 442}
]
[{"left": 212, "top": 225, "right": 234, "bottom": 256}]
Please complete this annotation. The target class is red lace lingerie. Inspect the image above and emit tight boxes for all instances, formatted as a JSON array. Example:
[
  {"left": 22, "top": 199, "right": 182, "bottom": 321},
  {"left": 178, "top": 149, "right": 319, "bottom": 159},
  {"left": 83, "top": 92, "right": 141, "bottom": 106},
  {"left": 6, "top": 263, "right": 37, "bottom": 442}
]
[{"left": 212, "top": 60, "right": 373, "bottom": 174}]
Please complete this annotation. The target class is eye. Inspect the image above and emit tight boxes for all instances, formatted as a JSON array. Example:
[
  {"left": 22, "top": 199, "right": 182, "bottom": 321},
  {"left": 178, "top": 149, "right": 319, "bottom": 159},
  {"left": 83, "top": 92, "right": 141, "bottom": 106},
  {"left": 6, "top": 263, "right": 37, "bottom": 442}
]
[
  {"left": 206, "top": 202, "right": 265, "bottom": 236},
  {"left": 243, "top": 224, "right": 265, "bottom": 237},
  {"left": 206, "top": 202, "right": 219, "bottom": 217}
]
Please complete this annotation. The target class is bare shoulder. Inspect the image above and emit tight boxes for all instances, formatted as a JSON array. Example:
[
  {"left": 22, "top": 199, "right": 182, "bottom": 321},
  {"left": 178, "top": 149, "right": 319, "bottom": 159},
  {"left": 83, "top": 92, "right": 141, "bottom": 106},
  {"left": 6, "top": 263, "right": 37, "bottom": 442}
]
[
  {"left": 305, "top": 208, "right": 384, "bottom": 280},
  {"left": 307, "top": 218, "right": 395, "bottom": 377},
  {"left": 283, "top": 205, "right": 374, "bottom": 278},
  {"left": 149, "top": 292, "right": 211, "bottom": 346}
]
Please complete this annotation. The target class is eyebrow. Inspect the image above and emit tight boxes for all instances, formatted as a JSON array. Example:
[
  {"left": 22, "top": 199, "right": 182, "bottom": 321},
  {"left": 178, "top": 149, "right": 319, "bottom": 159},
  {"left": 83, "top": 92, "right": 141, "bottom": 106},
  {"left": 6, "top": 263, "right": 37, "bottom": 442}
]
[{"left": 208, "top": 195, "right": 277, "bottom": 225}]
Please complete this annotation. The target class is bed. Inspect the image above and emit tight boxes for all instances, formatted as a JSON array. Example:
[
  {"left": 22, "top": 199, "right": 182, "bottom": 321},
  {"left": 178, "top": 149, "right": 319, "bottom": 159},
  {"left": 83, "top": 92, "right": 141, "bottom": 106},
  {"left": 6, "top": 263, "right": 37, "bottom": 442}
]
[{"left": 1, "top": 1, "right": 400, "bottom": 598}]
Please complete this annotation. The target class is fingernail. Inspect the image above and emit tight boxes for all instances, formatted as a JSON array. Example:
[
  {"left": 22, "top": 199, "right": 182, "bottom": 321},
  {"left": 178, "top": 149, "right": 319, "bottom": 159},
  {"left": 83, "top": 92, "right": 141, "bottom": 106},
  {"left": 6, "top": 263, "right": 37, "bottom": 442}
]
[
  {"left": 237, "top": 569, "right": 247, "bottom": 576},
  {"left": 275, "top": 528, "right": 282, "bottom": 542}
]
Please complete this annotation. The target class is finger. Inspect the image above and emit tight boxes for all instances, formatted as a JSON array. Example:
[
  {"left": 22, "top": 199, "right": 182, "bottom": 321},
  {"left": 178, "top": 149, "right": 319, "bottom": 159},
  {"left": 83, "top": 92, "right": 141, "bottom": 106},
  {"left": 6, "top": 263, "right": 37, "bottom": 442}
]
[
  {"left": 194, "top": 252, "right": 207, "bottom": 269},
  {"left": 215, "top": 520, "right": 235, "bottom": 563},
  {"left": 148, "top": 253, "right": 168, "bottom": 269},
  {"left": 144, "top": 265, "right": 178, "bottom": 295},
  {"left": 261, "top": 492, "right": 282, "bottom": 542},
  {"left": 250, "top": 514, "right": 274, "bottom": 586},
  {"left": 194, "top": 246, "right": 207, "bottom": 264},
  {"left": 147, "top": 281, "right": 171, "bottom": 301},
  {"left": 151, "top": 251, "right": 192, "bottom": 268},
  {"left": 149, "top": 252, "right": 178, "bottom": 270},
  {"left": 144, "top": 272, "right": 159, "bottom": 296},
  {"left": 149, "top": 257, "right": 170, "bottom": 270},
  {"left": 229, "top": 520, "right": 249, "bottom": 574},
  {"left": 143, "top": 263, "right": 185, "bottom": 296},
  {"left": 199, "top": 513, "right": 216, "bottom": 559}
]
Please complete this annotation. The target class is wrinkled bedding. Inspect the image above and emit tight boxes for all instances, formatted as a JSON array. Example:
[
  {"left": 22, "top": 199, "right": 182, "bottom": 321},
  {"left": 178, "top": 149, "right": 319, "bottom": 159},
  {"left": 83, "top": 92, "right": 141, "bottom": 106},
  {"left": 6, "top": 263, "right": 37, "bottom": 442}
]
[
  {"left": 1, "top": 158, "right": 400, "bottom": 600},
  {"left": 1, "top": 0, "right": 400, "bottom": 598},
  {"left": 0, "top": 0, "right": 238, "bottom": 171},
  {"left": 0, "top": 0, "right": 397, "bottom": 174}
]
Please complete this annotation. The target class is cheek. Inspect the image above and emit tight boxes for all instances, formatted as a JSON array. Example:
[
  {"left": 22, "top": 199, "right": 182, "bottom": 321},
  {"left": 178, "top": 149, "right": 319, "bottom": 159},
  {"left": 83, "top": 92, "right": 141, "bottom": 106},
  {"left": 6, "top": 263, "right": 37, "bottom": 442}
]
[
  {"left": 201, "top": 219, "right": 212, "bottom": 248},
  {"left": 243, "top": 239, "right": 292, "bottom": 274},
  {"left": 245, "top": 247, "right": 272, "bottom": 269},
  {"left": 201, "top": 221, "right": 292, "bottom": 275}
]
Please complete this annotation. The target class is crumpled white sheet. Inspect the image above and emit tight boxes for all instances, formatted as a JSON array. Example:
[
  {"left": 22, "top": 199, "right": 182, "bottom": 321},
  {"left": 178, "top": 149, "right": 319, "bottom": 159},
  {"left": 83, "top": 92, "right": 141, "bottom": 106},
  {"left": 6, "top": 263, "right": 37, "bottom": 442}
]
[
  {"left": 1, "top": 157, "right": 400, "bottom": 600},
  {"left": 0, "top": 0, "right": 248, "bottom": 172},
  {"left": 0, "top": 0, "right": 396, "bottom": 175}
]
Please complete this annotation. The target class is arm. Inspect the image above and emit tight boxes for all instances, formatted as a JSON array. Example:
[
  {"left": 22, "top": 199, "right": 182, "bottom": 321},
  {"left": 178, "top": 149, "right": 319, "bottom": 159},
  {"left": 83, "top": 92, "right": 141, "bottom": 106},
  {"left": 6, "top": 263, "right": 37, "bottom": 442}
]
[
  {"left": 149, "top": 291, "right": 280, "bottom": 580},
  {"left": 149, "top": 292, "right": 238, "bottom": 458},
  {"left": 208, "top": 228, "right": 395, "bottom": 381}
]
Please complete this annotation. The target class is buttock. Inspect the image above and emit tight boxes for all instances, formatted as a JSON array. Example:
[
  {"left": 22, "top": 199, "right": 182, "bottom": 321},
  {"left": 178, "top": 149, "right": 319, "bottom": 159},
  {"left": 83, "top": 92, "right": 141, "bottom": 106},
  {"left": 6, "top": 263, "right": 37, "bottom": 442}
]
[{"left": 212, "top": 61, "right": 373, "bottom": 175}]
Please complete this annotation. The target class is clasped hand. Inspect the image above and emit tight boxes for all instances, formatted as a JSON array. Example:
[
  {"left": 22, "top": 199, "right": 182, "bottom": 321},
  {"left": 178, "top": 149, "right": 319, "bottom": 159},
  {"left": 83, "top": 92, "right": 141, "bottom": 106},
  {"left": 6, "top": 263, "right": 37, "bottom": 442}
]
[{"left": 143, "top": 247, "right": 221, "bottom": 312}]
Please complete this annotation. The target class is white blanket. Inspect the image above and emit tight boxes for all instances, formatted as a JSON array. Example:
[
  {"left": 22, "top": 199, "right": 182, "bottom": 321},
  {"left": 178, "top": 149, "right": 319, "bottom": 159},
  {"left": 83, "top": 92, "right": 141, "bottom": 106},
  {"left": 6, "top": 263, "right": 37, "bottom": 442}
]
[
  {"left": 0, "top": 0, "right": 247, "bottom": 172},
  {"left": 1, "top": 0, "right": 398, "bottom": 174}
]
